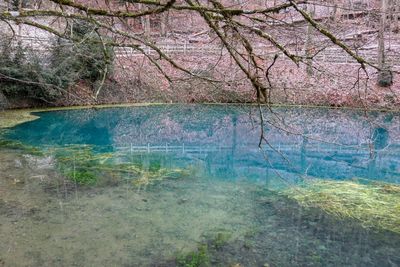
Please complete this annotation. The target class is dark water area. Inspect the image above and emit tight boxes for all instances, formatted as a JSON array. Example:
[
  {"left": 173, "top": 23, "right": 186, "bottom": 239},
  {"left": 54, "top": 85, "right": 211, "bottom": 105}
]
[{"left": 1, "top": 104, "right": 400, "bottom": 267}]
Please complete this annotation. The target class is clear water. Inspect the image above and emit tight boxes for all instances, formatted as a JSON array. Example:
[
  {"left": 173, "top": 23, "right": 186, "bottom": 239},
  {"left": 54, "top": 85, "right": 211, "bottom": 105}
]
[{"left": 1, "top": 105, "right": 399, "bottom": 266}]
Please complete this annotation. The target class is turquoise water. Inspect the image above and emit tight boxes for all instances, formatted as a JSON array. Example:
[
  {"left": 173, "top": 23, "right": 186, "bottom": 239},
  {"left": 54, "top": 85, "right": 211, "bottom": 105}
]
[
  {"left": 1, "top": 105, "right": 400, "bottom": 266},
  {"left": 5, "top": 105, "right": 400, "bottom": 184}
]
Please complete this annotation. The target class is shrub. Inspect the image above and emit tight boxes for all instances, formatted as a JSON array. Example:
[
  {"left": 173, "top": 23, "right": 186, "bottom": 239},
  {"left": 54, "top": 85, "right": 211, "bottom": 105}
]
[
  {"left": 0, "top": 20, "right": 114, "bottom": 103},
  {"left": 0, "top": 40, "right": 59, "bottom": 101},
  {"left": 49, "top": 20, "right": 114, "bottom": 88}
]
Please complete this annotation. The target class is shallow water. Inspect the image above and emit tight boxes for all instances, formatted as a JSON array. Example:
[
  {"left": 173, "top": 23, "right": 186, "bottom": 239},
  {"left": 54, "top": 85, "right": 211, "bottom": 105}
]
[{"left": 1, "top": 105, "right": 400, "bottom": 266}]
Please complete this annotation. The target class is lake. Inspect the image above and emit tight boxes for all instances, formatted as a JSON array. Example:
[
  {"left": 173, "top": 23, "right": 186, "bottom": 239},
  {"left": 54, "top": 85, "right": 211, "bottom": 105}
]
[{"left": 1, "top": 104, "right": 399, "bottom": 266}]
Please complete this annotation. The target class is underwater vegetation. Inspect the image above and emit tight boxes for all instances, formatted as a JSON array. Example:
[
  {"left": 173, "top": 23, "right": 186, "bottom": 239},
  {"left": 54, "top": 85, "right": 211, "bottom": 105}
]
[
  {"left": 177, "top": 244, "right": 210, "bottom": 267},
  {"left": 0, "top": 132, "right": 196, "bottom": 188},
  {"left": 174, "top": 231, "right": 235, "bottom": 267},
  {"left": 48, "top": 145, "right": 195, "bottom": 188},
  {"left": 65, "top": 170, "right": 97, "bottom": 185},
  {"left": 52, "top": 145, "right": 109, "bottom": 186},
  {"left": 283, "top": 179, "right": 400, "bottom": 234},
  {"left": 131, "top": 167, "right": 193, "bottom": 189},
  {"left": 0, "top": 138, "right": 43, "bottom": 156}
]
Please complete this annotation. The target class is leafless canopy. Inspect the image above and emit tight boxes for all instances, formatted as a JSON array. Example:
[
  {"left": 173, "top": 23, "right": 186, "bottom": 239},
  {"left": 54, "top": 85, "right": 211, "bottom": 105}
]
[{"left": 0, "top": 0, "right": 384, "bottom": 105}]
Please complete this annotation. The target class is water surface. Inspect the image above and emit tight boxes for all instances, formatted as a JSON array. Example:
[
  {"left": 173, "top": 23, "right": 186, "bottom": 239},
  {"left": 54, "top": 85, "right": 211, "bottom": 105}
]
[{"left": 1, "top": 105, "right": 399, "bottom": 266}]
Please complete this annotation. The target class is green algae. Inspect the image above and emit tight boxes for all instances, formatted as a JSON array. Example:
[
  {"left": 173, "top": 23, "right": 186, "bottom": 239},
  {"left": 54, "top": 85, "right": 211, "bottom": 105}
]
[
  {"left": 283, "top": 179, "right": 400, "bottom": 234},
  {"left": 0, "top": 139, "right": 43, "bottom": 156},
  {"left": 177, "top": 244, "right": 210, "bottom": 267},
  {"left": 48, "top": 145, "right": 195, "bottom": 188},
  {"left": 66, "top": 170, "right": 97, "bottom": 185},
  {"left": 131, "top": 167, "right": 194, "bottom": 189},
  {"left": 0, "top": 134, "right": 195, "bottom": 189}
]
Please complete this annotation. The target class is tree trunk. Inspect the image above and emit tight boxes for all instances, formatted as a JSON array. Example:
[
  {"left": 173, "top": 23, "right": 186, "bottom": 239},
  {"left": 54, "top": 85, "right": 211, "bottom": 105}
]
[
  {"left": 139, "top": 4, "right": 151, "bottom": 36},
  {"left": 305, "top": 4, "right": 315, "bottom": 76},
  {"left": 160, "top": 12, "right": 168, "bottom": 37},
  {"left": 377, "top": 0, "right": 387, "bottom": 70},
  {"left": 377, "top": 0, "right": 393, "bottom": 87}
]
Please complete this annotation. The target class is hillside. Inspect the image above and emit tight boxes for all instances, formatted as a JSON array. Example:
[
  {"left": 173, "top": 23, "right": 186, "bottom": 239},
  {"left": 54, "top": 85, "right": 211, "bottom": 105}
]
[{"left": 0, "top": 0, "right": 399, "bottom": 109}]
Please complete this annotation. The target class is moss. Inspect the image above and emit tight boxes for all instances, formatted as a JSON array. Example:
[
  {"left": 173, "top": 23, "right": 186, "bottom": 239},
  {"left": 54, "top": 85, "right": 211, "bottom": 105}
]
[{"left": 283, "top": 179, "right": 400, "bottom": 234}]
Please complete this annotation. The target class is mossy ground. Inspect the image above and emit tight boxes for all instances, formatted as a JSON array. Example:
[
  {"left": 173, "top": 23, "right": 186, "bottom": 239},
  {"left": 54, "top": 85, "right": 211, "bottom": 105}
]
[{"left": 0, "top": 110, "right": 40, "bottom": 128}]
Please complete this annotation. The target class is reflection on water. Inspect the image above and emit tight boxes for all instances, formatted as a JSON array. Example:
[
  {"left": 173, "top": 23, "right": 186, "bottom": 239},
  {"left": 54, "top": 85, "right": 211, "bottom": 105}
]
[
  {"left": 6, "top": 105, "right": 400, "bottom": 183},
  {"left": 1, "top": 105, "right": 400, "bottom": 266}
]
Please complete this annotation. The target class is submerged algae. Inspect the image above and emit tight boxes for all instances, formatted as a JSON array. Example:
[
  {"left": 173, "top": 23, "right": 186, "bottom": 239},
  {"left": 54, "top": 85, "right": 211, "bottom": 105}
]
[
  {"left": 132, "top": 167, "right": 194, "bottom": 189},
  {"left": 50, "top": 145, "right": 195, "bottom": 188},
  {"left": 0, "top": 136, "right": 195, "bottom": 189},
  {"left": 0, "top": 139, "right": 44, "bottom": 156},
  {"left": 283, "top": 179, "right": 400, "bottom": 234},
  {"left": 177, "top": 244, "right": 210, "bottom": 267},
  {"left": 66, "top": 170, "right": 97, "bottom": 185}
]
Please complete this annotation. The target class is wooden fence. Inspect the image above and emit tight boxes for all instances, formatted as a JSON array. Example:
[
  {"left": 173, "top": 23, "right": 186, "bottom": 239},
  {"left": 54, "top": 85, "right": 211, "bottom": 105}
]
[{"left": 10, "top": 35, "right": 400, "bottom": 66}]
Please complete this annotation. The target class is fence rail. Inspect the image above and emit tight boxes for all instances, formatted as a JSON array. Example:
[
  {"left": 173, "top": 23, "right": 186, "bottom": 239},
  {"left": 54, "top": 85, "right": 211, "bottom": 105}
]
[
  {"left": 112, "top": 143, "right": 400, "bottom": 155},
  {"left": 9, "top": 35, "right": 400, "bottom": 66}
]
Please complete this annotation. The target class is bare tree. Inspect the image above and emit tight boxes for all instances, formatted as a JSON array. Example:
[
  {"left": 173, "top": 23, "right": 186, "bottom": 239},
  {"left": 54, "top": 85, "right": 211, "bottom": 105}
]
[
  {"left": 0, "top": 0, "right": 395, "bottom": 109},
  {"left": 377, "top": 0, "right": 393, "bottom": 87}
]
